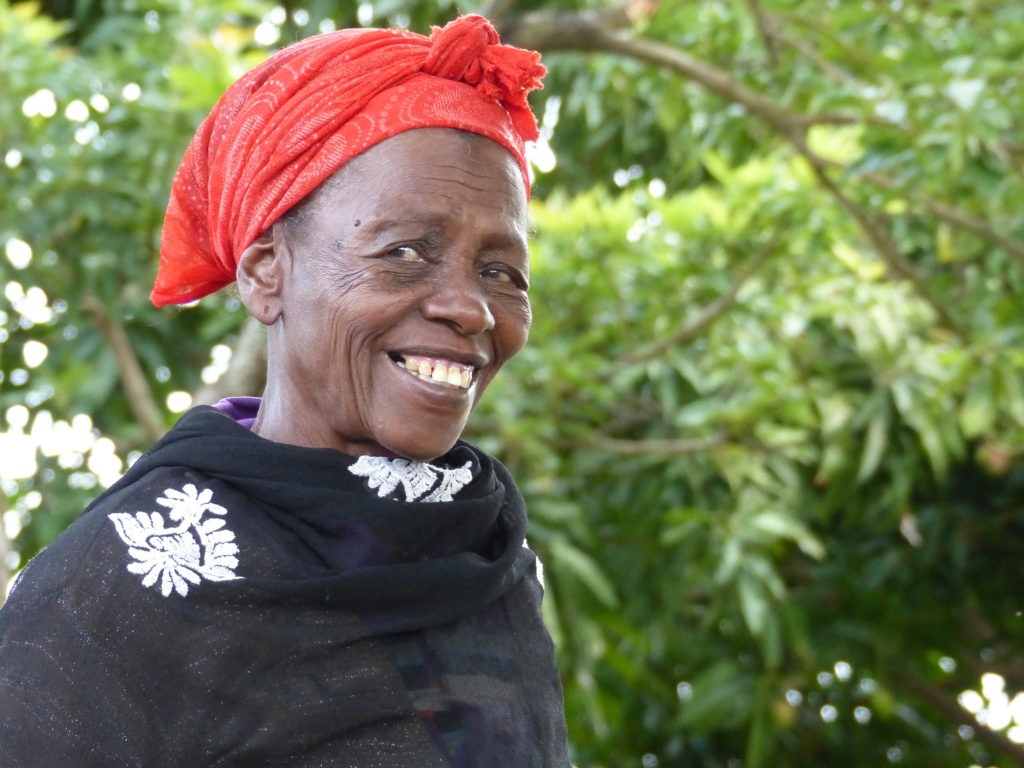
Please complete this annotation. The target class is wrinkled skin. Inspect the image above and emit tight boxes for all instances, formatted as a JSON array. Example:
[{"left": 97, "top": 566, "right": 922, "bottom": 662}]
[{"left": 236, "top": 128, "right": 531, "bottom": 461}]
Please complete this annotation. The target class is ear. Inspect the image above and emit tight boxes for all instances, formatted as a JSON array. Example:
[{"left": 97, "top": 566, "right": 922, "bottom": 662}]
[{"left": 236, "top": 224, "right": 289, "bottom": 325}]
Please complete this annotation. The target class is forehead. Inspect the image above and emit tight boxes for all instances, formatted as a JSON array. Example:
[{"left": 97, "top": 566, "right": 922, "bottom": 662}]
[{"left": 306, "top": 128, "right": 528, "bottom": 234}]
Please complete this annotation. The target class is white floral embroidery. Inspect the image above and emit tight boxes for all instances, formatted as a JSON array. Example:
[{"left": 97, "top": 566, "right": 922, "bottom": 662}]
[
  {"left": 108, "top": 483, "right": 241, "bottom": 597},
  {"left": 348, "top": 456, "right": 474, "bottom": 502}
]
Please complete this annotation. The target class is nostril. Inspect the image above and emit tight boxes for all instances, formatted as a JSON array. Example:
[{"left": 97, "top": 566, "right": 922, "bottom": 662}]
[{"left": 420, "top": 289, "right": 495, "bottom": 335}]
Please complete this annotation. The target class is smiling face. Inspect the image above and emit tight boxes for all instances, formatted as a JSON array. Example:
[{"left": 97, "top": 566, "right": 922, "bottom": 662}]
[{"left": 237, "top": 128, "right": 531, "bottom": 461}]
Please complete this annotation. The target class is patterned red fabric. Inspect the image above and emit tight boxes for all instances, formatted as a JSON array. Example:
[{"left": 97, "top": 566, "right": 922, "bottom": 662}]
[{"left": 153, "top": 15, "right": 545, "bottom": 307}]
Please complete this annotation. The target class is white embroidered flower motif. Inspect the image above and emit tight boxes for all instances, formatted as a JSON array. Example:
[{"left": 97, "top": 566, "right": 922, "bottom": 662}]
[
  {"left": 348, "top": 456, "right": 474, "bottom": 503},
  {"left": 109, "top": 483, "right": 241, "bottom": 597}
]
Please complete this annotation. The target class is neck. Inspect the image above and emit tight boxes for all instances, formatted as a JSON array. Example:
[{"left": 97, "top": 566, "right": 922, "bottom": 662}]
[{"left": 253, "top": 378, "right": 399, "bottom": 458}]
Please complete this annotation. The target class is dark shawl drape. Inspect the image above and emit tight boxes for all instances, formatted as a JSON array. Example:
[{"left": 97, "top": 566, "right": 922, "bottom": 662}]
[{"left": 0, "top": 406, "right": 568, "bottom": 766}]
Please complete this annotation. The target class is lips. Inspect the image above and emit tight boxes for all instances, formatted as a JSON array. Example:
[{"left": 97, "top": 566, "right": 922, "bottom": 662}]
[{"left": 387, "top": 351, "right": 481, "bottom": 390}]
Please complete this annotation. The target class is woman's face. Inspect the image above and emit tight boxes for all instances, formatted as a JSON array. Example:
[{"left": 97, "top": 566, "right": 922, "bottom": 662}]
[{"left": 252, "top": 128, "right": 531, "bottom": 461}]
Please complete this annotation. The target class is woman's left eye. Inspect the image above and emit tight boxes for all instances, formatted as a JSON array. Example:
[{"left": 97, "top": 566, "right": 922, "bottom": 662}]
[
  {"left": 388, "top": 245, "right": 424, "bottom": 262},
  {"left": 481, "top": 265, "right": 527, "bottom": 287},
  {"left": 481, "top": 266, "right": 513, "bottom": 282}
]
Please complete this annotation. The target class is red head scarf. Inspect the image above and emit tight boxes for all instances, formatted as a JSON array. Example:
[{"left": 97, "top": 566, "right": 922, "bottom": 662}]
[{"left": 152, "top": 14, "right": 545, "bottom": 307}]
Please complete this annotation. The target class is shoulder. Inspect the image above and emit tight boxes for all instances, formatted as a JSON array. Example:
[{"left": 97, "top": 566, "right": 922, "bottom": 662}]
[
  {"left": 5, "top": 466, "right": 239, "bottom": 612},
  {"left": 0, "top": 473, "right": 213, "bottom": 765}
]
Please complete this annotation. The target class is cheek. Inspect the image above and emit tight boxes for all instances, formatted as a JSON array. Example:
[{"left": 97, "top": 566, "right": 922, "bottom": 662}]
[
  {"left": 469, "top": 296, "right": 531, "bottom": 408},
  {"left": 313, "top": 255, "right": 372, "bottom": 297},
  {"left": 497, "top": 295, "right": 531, "bottom": 359},
  {"left": 303, "top": 258, "right": 379, "bottom": 332},
  {"left": 293, "top": 281, "right": 377, "bottom": 375}
]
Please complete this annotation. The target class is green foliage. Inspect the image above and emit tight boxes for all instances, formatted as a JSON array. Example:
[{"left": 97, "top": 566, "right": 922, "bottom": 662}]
[
  {"left": 2, "top": 0, "right": 1024, "bottom": 766},
  {"left": 475, "top": 166, "right": 1024, "bottom": 763},
  {"left": 1, "top": 0, "right": 257, "bottom": 556}
]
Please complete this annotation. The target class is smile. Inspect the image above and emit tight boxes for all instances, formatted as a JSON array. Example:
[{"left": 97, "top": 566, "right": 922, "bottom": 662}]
[{"left": 388, "top": 353, "right": 476, "bottom": 390}]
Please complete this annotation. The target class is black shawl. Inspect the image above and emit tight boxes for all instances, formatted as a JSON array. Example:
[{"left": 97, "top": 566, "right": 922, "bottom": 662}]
[{"left": 0, "top": 406, "right": 569, "bottom": 766}]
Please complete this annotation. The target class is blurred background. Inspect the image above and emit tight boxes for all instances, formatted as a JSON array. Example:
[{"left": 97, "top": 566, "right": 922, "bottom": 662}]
[{"left": 1, "top": 0, "right": 1023, "bottom": 765}]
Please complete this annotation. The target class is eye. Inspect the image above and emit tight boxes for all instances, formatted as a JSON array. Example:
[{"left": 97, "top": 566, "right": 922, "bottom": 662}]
[
  {"left": 482, "top": 263, "right": 528, "bottom": 289},
  {"left": 482, "top": 266, "right": 513, "bottom": 283},
  {"left": 388, "top": 245, "right": 425, "bottom": 262}
]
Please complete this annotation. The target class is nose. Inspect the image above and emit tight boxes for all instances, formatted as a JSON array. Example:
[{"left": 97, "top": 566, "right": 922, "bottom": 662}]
[{"left": 420, "top": 269, "right": 495, "bottom": 336}]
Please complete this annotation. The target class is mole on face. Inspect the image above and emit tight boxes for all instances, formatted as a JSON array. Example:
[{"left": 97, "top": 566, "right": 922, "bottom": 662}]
[{"left": 354, "top": 220, "right": 361, "bottom": 227}]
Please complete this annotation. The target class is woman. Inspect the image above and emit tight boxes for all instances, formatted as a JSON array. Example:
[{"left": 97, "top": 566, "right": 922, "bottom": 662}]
[{"left": 0, "top": 15, "right": 569, "bottom": 766}]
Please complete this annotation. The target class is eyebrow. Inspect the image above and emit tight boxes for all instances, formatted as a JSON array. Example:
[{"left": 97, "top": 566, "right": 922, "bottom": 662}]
[
  {"left": 363, "top": 215, "right": 446, "bottom": 238},
  {"left": 364, "top": 215, "right": 529, "bottom": 254}
]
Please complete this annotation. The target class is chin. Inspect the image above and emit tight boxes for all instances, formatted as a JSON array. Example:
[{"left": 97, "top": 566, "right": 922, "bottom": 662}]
[
  {"left": 380, "top": 430, "right": 463, "bottom": 463},
  {"left": 390, "top": 442, "right": 459, "bottom": 462}
]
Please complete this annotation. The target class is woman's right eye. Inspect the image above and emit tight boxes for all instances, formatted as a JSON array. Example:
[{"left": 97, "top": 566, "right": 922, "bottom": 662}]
[{"left": 388, "top": 245, "right": 424, "bottom": 262}]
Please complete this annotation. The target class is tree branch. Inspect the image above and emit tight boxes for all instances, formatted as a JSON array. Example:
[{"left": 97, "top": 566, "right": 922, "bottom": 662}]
[
  {"left": 742, "top": 7, "right": 895, "bottom": 128},
  {"left": 581, "top": 433, "right": 727, "bottom": 455},
  {"left": 744, "top": 0, "right": 780, "bottom": 68},
  {"left": 81, "top": 296, "right": 164, "bottom": 443},
  {"left": 769, "top": 20, "right": 863, "bottom": 89},
  {"left": 509, "top": 19, "right": 807, "bottom": 142},
  {"left": 479, "top": 0, "right": 518, "bottom": 30},
  {"left": 894, "top": 670, "right": 1024, "bottom": 766},
  {"left": 509, "top": 6, "right": 976, "bottom": 337},
  {"left": 504, "top": 3, "right": 638, "bottom": 49},
  {"left": 621, "top": 232, "right": 780, "bottom": 367},
  {"left": 509, "top": 11, "right": 868, "bottom": 137},
  {"left": 921, "top": 198, "right": 1024, "bottom": 265},
  {"left": 860, "top": 172, "right": 1024, "bottom": 266},
  {"left": 797, "top": 152, "right": 965, "bottom": 336},
  {"left": 798, "top": 112, "right": 901, "bottom": 129}
]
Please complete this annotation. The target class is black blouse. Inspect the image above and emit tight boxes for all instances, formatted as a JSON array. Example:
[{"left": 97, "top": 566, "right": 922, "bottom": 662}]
[{"left": 0, "top": 406, "right": 568, "bottom": 766}]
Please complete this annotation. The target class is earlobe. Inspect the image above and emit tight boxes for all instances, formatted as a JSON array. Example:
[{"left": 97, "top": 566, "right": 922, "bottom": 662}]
[{"left": 237, "top": 226, "right": 287, "bottom": 325}]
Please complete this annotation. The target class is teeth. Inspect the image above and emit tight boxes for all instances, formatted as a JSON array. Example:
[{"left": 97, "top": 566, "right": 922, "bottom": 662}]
[{"left": 395, "top": 355, "right": 474, "bottom": 390}]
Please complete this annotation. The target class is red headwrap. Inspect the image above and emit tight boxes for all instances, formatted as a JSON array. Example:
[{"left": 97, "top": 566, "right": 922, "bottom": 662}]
[{"left": 152, "top": 14, "right": 545, "bottom": 307}]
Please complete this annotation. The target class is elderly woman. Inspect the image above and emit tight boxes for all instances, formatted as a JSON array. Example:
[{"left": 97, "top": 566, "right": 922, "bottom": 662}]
[{"left": 0, "top": 15, "right": 569, "bottom": 766}]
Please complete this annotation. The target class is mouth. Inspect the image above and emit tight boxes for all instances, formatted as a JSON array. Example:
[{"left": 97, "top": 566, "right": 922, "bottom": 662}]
[{"left": 387, "top": 351, "right": 479, "bottom": 391}]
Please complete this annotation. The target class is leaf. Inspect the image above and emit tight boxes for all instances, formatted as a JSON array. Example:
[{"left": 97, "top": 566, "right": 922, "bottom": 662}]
[
  {"left": 204, "top": 530, "right": 235, "bottom": 544},
  {"left": 549, "top": 539, "right": 619, "bottom": 609},
  {"left": 714, "top": 537, "right": 743, "bottom": 585},
  {"left": 997, "top": 363, "right": 1024, "bottom": 424},
  {"left": 738, "top": 570, "right": 769, "bottom": 636},
  {"left": 197, "top": 518, "right": 226, "bottom": 533},
  {"left": 960, "top": 369, "right": 996, "bottom": 437},
  {"left": 857, "top": 409, "right": 889, "bottom": 484},
  {"left": 676, "top": 660, "right": 753, "bottom": 731},
  {"left": 746, "top": 511, "right": 826, "bottom": 560},
  {"left": 209, "top": 541, "right": 240, "bottom": 562},
  {"left": 108, "top": 511, "right": 154, "bottom": 546},
  {"left": 906, "top": 403, "right": 950, "bottom": 477}
]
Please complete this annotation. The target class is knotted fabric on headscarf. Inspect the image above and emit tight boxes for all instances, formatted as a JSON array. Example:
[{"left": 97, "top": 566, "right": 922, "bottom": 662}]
[{"left": 152, "top": 14, "right": 545, "bottom": 307}]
